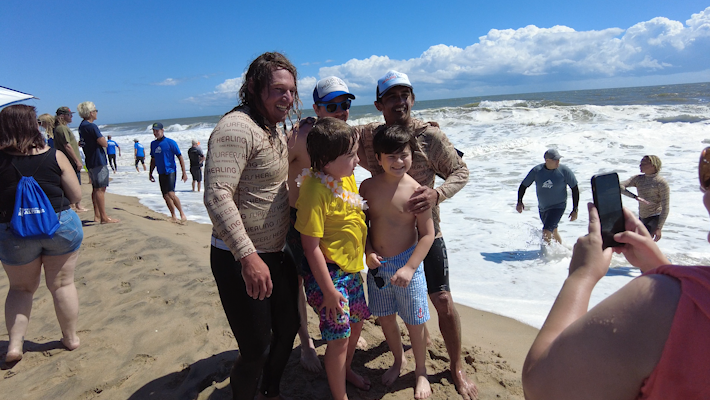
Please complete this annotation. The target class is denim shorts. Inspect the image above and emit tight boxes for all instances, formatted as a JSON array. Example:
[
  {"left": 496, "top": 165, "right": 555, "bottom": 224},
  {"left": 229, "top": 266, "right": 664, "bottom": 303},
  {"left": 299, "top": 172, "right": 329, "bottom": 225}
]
[{"left": 0, "top": 209, "right": 83, "bottom": 265}]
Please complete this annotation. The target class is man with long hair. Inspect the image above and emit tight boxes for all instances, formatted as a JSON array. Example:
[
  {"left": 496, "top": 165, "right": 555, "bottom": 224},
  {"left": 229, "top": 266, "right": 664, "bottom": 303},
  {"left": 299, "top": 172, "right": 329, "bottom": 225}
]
[
  {"left": 53, "top": 107, "right": 87, "bottom": 212},
  {"left": 203, "top": 52, "right": 301, "bottom": 400}
]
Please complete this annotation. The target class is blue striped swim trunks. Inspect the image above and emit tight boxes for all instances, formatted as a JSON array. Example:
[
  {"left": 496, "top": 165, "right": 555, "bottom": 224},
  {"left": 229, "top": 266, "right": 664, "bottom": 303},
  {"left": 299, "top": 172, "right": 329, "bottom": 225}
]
[{"left": 367, "top": 244, "right": 430, "bottom": 326}]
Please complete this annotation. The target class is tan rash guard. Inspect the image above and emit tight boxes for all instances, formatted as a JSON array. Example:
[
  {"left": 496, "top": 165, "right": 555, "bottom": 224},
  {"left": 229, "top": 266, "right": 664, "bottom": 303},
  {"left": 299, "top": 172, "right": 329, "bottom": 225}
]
[
  {"left": 204, "top": 107, "right": 290, "bottom": 260},
  {"left": 356, "top": 118, "right": 469, "bottom": 237}
]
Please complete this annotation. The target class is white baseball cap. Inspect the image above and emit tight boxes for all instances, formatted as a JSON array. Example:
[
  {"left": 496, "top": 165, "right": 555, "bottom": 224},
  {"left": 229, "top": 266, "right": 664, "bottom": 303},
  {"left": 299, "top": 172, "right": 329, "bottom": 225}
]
[
  {"left": 313, "top": 76, "right": 356, "bottom": 103},
  {"left": 377, "top": 70, "right": 412, "bottom": 99}
]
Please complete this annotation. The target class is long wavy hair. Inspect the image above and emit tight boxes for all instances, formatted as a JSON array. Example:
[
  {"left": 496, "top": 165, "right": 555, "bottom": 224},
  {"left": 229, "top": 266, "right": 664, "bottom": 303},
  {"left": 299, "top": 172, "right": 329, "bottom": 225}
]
[
  {"left": 0, "top": 105, "right": 45, "bottom": 154},
  {"left": 231, "top": 52, "right": 301, "bottom": 130},
  {"left": 38, "top": 113, "right": 55, "bottom": 139}
]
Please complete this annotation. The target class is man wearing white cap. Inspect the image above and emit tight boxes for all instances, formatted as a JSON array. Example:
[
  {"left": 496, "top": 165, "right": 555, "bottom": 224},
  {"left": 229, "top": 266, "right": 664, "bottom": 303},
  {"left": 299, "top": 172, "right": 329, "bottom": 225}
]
[
  {"left": 285, "top": 76, "right": 370, "bottom": 376},
  {"left": 516, "top": 148, "right": 579, "bottom": 244},
  {"left": 355, "top": 70, "right": 476, "bottom": 399}
]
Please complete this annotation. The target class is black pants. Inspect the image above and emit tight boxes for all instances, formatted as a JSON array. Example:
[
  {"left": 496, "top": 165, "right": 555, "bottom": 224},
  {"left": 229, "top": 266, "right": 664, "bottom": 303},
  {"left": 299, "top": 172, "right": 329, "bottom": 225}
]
[
  {"left": 108, "top": 154, "right": 117, "bottom": 171},
  {"left": 210, "top": 247, "right": 300, "bottom": 399}
]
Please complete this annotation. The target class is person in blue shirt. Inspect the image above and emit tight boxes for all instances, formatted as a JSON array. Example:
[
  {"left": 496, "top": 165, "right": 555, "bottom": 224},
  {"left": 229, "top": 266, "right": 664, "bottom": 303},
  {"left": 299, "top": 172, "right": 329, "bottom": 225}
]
[
  {"left": 106, "top": 135, "right": 121, "bottom": 173},
  {"left": 517, "top": 149, "right": 579, "bottom": 244},
  {"left": 133, "top": 139, "right": 146, "bottom": 171},
  {"left": 77, "top": 101, "right": 119, "bottom": 224},
  {"left": 149, "top": 122, "right": 187, "bottom": 223}
]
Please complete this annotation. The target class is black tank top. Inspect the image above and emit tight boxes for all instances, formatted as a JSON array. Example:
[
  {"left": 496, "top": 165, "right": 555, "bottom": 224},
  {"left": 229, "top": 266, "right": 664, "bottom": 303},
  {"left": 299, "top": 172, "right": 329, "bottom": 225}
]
[{"left": 0, "top": 148, "right": 71, "bottom": 223}]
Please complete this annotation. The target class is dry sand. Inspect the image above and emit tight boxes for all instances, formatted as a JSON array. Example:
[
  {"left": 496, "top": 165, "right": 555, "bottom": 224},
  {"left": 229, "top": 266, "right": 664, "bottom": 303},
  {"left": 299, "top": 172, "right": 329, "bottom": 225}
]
[{"left": 0, "top": 179, "right": 538, "bottom": 399}]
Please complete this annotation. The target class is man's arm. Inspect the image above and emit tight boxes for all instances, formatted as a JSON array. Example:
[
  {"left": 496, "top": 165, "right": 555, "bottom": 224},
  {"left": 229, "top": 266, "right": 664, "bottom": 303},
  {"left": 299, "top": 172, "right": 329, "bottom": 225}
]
[
  {"left": 63, "top": 143, "right": 82, "bottom": 171},
  {"left": 149, "top": 157, "right": 156, "bottom": 182},
  {"left": 97, "top": 136, "right": 108, "bottom": 148},
  {"left": 569, "top": 185, "right": 579, "bottom": 221},
  {"left": 116, "top": 143, "right": 121, "bottom": 156},
  {"left": 427, "top": 126, "right": 469, "bottom": 204},
  {"left": 516, "top": 184, "right": 528, "bottom": 213},
  {"left": 406, "top": 125, "right": 468, "bottom": 214}
]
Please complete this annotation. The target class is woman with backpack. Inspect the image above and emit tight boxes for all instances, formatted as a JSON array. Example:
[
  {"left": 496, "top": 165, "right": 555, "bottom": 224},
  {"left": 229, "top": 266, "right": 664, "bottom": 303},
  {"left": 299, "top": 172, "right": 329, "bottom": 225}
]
[{"left": 0, "top": 104, "right": 83, "bottom": 363}]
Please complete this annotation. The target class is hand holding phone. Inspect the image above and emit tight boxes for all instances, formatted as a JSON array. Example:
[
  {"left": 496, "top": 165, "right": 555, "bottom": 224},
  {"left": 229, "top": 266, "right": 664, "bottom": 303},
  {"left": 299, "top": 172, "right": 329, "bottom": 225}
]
[{"left": 591, "top": 172, "right": 625, "bottom": 248}]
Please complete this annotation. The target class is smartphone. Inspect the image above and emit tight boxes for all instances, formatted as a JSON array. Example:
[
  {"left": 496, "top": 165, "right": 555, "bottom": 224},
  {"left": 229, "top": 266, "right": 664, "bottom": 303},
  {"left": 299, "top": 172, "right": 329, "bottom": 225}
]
[{"left": 591, "top": 172, "right": 625, "bottom": 248}]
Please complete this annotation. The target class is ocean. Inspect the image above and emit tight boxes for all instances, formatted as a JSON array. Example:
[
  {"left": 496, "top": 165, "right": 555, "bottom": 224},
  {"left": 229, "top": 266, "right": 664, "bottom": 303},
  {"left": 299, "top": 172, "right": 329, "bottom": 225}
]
[{"left": 83, "top": 81, "right": 710, "bottom": 328}]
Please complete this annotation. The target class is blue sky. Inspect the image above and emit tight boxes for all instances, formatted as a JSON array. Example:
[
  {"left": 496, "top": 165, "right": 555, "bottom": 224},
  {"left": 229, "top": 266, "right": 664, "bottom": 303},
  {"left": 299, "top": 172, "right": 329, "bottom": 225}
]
[{"left": 3, "top": 0, "right": 710, "bottom": 124}]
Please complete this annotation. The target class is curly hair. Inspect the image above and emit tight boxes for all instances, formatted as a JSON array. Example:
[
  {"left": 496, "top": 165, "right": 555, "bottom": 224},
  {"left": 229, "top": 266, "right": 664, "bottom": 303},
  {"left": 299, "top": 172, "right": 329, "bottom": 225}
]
[
  {"left": 233, "top": 52, "right": 301, "bottom": 129},
  {"left": 0, "top": 105, "right": 45, "bottom": 154},
  {"left": 307, "top": 117, "right": 355, "bottom": 172}
]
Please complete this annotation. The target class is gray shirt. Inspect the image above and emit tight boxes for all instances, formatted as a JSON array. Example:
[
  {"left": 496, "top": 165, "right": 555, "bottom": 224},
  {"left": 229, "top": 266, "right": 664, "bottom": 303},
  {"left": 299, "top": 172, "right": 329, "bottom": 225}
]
[{"left": 521, "top": 164, "right": 578, "bottom": 212}]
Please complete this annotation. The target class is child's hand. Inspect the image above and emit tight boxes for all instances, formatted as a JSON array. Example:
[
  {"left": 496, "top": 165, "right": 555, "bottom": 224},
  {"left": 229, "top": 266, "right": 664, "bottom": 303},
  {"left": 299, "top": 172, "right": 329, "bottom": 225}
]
[
  {"left": 366, "top": 252, "right": 384, "bottom": 269},
  {"left": 391, "top": 266, "right": 415, "bottom": 288},
  {"left": 321, "top": 290, "right": 347, "bottom": 322}
]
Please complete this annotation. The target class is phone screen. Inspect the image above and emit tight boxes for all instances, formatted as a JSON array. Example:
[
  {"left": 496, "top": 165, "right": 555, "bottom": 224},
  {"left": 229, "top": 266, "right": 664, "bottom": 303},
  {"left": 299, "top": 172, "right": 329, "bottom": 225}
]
[{"left": 592, "top": 173, "right": 624, "bottom": 248}]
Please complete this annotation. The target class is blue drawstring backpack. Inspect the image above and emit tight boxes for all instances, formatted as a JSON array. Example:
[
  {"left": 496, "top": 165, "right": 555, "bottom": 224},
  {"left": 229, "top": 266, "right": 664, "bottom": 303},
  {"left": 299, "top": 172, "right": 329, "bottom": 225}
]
[{"left": 10, "top": 152, "right": 60, "bottom": 239}]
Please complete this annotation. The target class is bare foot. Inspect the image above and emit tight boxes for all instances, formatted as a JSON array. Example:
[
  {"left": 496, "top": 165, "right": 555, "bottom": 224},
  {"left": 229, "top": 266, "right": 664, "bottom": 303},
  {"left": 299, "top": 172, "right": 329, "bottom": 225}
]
[
  {"left": 101, "top": 217, "right": 120, "bottom": 224},
  {"left": 356, "top": 335, "right": 368, "bottom": 350},
  {"left": 382, "top": 359, "right": 406, "bottom": 386},
  {"left": 415, "top": 373, "right": 432, "bottom": 399},
  {"left": 61, "top": 336, "right": 80, "bottom": 351},
  {"left": 452, "top": 368, "right": 478, "bottom": 400},
  {"left": 75, "top": 207, "right": 89, "bottom": 212},
  {"left": 299, "top": 345, "right": 322, "bottom": 372},
  {"left": 346, "top": 369, "right": 371, "bottom": 390},
  {"left": 5, "top": 347, "right": 23, "bottom": 363}
]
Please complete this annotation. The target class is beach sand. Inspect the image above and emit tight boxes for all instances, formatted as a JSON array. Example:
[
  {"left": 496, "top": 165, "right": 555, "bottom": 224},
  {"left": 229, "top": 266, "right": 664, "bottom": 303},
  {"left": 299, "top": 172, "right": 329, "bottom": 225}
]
[{"left": 0, "top": 179, "right": 538, "bottom": 399}]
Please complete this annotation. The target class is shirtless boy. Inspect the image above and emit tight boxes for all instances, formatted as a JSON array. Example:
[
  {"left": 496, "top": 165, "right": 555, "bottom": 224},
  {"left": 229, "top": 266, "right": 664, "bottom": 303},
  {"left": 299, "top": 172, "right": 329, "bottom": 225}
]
[
  {"left": 360, "top": 125, "right": 435, "bottom": 399},
  {"left": 286, "top": 76, "right": 364, "bottom": 372}
]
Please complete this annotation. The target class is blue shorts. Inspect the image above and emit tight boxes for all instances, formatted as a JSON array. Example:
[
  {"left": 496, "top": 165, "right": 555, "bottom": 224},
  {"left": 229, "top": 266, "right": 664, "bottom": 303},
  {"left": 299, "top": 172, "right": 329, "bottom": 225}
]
[
  {"left": 539, "top": 207, "right": 565, "bottom": 232},
  {"left": 0, "top": 210, "right": 83, "bottom": 265},
  {"left": 303, "top": 263, "right": 371, "bottom": 341},
  {"left": 367, "top": 244, "right": 430, "bottom": 326}
]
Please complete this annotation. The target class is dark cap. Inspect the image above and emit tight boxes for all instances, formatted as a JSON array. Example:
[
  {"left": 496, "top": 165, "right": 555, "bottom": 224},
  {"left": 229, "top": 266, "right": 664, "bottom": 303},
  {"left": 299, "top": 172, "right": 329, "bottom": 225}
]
[
  {"left": 544, "top": 148, "right": 562, "bottom": 160},
  {"left": 56, "top": 106, "right": 74, "bottom": 116},
  {"left": 152, "top": 122, "right": 163, "bottom": 130}
]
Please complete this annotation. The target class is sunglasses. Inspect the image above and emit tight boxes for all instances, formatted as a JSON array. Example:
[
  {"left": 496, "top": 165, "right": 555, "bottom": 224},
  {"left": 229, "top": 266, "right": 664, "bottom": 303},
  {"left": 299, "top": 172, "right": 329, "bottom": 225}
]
[
  {"left": 370, "top": 267, "right": 390, "bottom": 289},
  {"left": 700, "top": 147, "right": 710, "bottom": 192},
  {"left": 317, "top": 99, "right": 351, "bottom": 113}
]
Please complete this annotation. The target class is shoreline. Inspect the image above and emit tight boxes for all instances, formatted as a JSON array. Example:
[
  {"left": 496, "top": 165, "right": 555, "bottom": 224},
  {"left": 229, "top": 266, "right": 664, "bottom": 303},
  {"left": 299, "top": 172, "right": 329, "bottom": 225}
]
[{"left": 0, "top": 181, "right": 538, "bottom": 399}]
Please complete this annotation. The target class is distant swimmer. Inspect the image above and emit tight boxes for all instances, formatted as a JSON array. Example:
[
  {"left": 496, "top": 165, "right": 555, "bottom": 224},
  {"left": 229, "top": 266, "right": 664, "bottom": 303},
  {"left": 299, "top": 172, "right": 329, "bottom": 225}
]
[
  {"left": 149, "top": 122, "right": 187, "bottom": 223},
  {"left": 187, "top": 139, "right": 205, "bottom": 192},
  {"left": 620, "top": 155, "right": 669, "bottom": 241},
  {"left": 106, "top": 135, "right": 121, "bottom": 172},
  {"left": 517, "top": 148, "right": 579, "bottom": 244},
  {"left": 134, "top": 138, "right": 146, "bottom": 171}
]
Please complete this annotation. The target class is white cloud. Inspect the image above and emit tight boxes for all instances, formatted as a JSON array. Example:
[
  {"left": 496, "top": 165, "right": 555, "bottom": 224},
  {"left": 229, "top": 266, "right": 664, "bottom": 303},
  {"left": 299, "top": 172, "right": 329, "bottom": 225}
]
[
  {"left": 154, "top": 78, "right": 181, "bottom": 86},
  {"left": 317, "top": 7, "right": 710, "bottom": 99}
]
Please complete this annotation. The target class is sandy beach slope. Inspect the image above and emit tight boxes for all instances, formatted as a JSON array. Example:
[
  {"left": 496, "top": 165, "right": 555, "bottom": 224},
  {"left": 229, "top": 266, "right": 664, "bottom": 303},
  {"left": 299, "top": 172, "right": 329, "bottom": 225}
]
[{"left": 0, "top": 180, "right": 538, "bottom": 399}]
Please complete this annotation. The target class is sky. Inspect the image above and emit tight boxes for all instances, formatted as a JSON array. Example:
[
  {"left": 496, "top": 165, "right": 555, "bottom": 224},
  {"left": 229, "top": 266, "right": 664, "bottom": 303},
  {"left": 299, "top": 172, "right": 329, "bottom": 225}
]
[{"left": 3, "top": 0, "right": 710, "bottom": 124}]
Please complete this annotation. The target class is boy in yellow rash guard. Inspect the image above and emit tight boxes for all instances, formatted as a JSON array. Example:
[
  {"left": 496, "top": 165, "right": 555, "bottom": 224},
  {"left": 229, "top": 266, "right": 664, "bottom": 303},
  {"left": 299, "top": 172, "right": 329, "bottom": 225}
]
[{"left": 295, "top": 117, "right": 371, "bottom": 398}]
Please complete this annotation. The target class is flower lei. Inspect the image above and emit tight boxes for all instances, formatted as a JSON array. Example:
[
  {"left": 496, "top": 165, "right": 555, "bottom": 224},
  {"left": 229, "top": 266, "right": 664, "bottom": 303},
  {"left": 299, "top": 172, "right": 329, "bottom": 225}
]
[{"left": 295, "top": 168, "right": 368, "bottom": 210}]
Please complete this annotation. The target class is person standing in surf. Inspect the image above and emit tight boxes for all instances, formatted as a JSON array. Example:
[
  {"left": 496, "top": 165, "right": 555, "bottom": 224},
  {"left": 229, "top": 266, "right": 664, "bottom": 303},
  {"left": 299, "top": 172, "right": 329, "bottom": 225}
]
[
  {"left": 620, "top": 155, "right": 669, "bottom": 241},
  {"left": 516, "top": 149, "right": 579, "bottom": 244},
  {"left": 355, "top": 70, "right": 477, "bottom": 400},
  {"left": 203, "top": 52, "right": 300, "bottom": 400}
]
